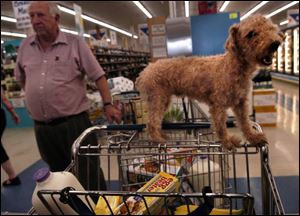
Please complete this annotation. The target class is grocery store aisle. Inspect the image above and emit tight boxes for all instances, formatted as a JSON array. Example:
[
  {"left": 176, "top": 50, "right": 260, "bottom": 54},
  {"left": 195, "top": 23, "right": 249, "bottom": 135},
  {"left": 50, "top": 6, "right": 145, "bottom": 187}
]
[{"left": 1, "top": 79, "right": 298, "bottom": 214}]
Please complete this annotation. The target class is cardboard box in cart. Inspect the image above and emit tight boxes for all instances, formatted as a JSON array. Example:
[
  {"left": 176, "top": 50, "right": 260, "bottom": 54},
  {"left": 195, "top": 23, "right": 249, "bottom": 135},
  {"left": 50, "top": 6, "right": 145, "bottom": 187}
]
[{"left": 115, "top": 172, "right": 178, "bottom": 215}]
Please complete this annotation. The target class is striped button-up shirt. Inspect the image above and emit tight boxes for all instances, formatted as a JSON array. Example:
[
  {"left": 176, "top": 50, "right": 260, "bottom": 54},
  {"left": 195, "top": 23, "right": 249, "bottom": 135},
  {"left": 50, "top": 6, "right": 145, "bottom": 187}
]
[{"left": 14, "top": 31, "right": 105, "bottom": 121}]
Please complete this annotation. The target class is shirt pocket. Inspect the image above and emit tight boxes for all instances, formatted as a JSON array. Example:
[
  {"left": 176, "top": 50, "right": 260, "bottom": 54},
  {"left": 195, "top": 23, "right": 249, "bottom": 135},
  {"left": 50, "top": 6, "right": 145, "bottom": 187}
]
[{"left": 52, "top": 59, "right": 74, "bottom": 81}]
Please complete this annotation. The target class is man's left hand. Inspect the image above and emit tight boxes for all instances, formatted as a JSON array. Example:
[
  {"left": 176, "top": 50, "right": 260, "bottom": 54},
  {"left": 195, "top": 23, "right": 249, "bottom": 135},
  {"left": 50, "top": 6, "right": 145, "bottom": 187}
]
[{"left": 104, "top": 105, "right": 122, "bottom": 124}]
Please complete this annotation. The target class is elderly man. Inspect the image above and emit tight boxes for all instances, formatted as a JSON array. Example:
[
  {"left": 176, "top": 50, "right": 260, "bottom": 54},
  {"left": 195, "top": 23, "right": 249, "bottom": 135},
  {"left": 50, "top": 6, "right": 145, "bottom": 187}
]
[{"left": 15, "top": 1, "right": 121, "bottom": 190}]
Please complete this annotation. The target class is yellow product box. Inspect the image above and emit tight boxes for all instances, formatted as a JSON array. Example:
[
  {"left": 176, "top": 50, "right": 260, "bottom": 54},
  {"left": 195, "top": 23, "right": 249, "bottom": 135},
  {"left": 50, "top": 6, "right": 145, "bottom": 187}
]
[
  {"left": 255, "top": 106, "right": 277, "bottom": 127},
  {"left": 136, "top": 114, "right": 148, "bottom": 124},
  {"left": 114, "top": 172, "right": 178, "bottom": 215},
  {"left": 253, "top": 88, "right": 276, "bottom": 107},
  {"left": 132, "top": 99, "right": 148, "bottom": 118},
  {"left": 94, "top": 196, "right": 122, "bottom": 215}
]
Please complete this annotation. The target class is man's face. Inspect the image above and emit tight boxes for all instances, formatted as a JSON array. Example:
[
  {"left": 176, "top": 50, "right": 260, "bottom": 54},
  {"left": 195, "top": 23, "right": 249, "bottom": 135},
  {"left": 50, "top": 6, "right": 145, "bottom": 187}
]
[{"left": 28, "top": 2, "right": 58, "bottom": 38}]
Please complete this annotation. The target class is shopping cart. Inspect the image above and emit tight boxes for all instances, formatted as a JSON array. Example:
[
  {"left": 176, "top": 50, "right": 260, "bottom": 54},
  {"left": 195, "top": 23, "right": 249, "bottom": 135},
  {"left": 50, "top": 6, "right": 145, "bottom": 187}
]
[
  {"left": 28, "top": 121, "right": 284, "bottom": 215},
  {"left": 110, "top": 91, "right": 210, "bottom": 125}
]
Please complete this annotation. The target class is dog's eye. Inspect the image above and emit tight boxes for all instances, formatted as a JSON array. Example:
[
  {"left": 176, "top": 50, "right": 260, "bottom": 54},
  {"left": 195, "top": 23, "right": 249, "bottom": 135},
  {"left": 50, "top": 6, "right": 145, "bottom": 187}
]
[{"left": 246, "top": 31, "right": 257, "bottom": 39}]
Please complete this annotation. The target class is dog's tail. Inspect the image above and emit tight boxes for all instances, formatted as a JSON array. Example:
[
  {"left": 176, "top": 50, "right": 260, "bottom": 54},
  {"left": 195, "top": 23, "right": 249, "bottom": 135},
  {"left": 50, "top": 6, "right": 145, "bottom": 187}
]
[{"left": 135, "top": 65, "right": 152, "bottom": 102}]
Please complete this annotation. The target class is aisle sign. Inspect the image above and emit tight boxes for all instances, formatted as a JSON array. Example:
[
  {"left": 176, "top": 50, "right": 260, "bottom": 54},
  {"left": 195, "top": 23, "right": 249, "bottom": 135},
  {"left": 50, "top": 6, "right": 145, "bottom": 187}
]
[
  {"left": 73, "top": 3, "right": 84, "bottom": 37},
  {"left": 287, "top": 9, "right": 299, "bottom": 27},
  {"left": 110, "top": 30, "right": 117, "bottom": 45},
  {"left": 138, "top": 23, "right": 149, "bottom": 44},
  {"left": 12, "top": 1, "right": 31, "bottom": 29}
]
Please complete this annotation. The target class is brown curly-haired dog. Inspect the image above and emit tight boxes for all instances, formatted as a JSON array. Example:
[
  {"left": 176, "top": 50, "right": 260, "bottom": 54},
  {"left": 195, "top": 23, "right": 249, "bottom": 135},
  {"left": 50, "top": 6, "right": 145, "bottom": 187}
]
[{"left": 136, "top": 15, "right": 284, "bottom": 149}]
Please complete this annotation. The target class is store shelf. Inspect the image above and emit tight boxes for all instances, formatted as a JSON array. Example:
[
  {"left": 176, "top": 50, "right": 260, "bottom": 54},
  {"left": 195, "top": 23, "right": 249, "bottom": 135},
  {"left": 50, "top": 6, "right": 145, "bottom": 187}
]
[
  {"left": 271, "top": 71, "right": 299, "bottom": 85},
  {"left": 93, "top": 46, "right": 150, "bottom": 80}
]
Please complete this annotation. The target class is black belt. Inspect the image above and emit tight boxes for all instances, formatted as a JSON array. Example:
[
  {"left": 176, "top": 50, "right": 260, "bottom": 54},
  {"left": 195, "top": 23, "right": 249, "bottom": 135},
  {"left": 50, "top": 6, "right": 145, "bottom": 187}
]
[{"left": 34, "top": 112, "right": 87, "bottom": 126}]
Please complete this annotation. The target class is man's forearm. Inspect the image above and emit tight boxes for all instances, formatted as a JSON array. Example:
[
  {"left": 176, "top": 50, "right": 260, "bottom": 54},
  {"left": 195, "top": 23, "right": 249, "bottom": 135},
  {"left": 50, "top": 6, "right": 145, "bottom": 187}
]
[
  {"left": 95, "top": 75, "right": 112, "bottom": 104},
  {"left": 20, "top": 80, "right": 25, "bottom": 90}
]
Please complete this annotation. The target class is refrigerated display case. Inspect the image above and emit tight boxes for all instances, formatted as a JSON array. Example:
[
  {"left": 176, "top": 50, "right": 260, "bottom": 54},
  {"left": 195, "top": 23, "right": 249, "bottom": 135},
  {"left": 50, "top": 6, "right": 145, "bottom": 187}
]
[
  {"left": 293, "top": 27, "right": 299, "bottom": 75},
  {"left": 277, "top": 43, "right": 284, "bottom": 73},
  {"left": 270, "top": 24, "right": 299, "bottom": 77},
  {"left": 284, "top": 29, "right": 292, "bottom": 74}
]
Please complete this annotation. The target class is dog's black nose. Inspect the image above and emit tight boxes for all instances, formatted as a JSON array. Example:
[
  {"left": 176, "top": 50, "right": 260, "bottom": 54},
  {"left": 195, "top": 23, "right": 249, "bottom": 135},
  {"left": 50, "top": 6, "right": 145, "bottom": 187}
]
[{"left": 269, "top": 41, "right": 281, "bottom": 52}]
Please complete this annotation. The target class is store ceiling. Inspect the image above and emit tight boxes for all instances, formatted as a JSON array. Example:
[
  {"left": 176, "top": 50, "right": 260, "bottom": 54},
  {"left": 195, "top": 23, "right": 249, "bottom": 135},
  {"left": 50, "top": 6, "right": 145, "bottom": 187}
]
[{"left": 1, "top": 1, "right": 299, "bottom": 40}]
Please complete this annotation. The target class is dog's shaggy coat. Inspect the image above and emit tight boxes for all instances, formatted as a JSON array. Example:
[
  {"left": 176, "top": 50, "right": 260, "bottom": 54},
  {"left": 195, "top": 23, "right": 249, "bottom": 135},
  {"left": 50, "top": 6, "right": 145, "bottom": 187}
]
[{"left": 136, "top": 15, "right": 284, "bottom": 149}]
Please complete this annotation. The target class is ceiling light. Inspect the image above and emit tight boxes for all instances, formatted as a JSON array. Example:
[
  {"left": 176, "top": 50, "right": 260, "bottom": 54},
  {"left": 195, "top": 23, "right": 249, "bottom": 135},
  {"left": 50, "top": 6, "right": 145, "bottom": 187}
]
[
  {"left": 106, "top": 38, "right": 111, "bottom": 42},
  {"left": 1, "top": 40, "right": 4, "bottom": 44},
  {"left": 219, "top": 1, "right": 230, "bottom": 12},
  {"left": 81, "top": 15, "right": 133, "bottom": 37},
  {"left": 57, "top": 5, "right": 134, "bottom": 38},
  {"left": 266, "top": 1, "right": 299, "bottom": 18},
  {"left": 83, "top": 33, "right": 91, "bottom": 38},
  {"left": 185, "top": 1, "right": 190, "bottom": 17},
  {"left": 133, "top": 35, "right": 138, "bottom": 39},
  {"left": 1, "top": 31, "right": 27, "bottom": 38},
  {"left": 132, "top": 1, "right": 152, "bottom": 18},
  {"left": 280, "top": 20, "right": 289, "bottom": 26},
  {"left": 60, "top": 28, "right": 90, "bottom": 38},
  {"left": 1, "top": 16, "right": 17, "bottom": 23},
  {"left": 57, "top": 5, "right": 76, "bottom": 15},
  {"left": 241, "top": 1, "right": 269, "bottom": 20}
]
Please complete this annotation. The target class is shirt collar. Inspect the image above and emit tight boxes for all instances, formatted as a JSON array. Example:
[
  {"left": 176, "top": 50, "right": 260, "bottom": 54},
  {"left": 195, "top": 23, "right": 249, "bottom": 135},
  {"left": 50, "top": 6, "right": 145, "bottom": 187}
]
[{"left": 29, "top": 30, "right": 68, "bottom": 46}]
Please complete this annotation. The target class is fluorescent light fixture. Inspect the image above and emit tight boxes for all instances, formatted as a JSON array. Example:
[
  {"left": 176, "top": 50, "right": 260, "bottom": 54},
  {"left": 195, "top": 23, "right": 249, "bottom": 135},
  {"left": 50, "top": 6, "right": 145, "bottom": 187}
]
[
  {"left": 57, "top": 5, "right": 76, "bottom": 15},
  {"left": 133, "top": 35, "right": 138, "bottom": 39},
  {"left": 81, "top": 15, "right": 133, "bottom": 37},
  {"left": 219, "top": 1, "right": 230, "bottom": 12},
  {"left": 60, "top": 28, "right": 78, "bottom": 35},
  {"left": 241, "top": 1, "right": 269, "bottom": 20},
  {"left": 83, "top": 33, "right": 91, "bottom": 38},
  {"left": 60, "top": 28, "right": 90, "bottom": 38},
  {"left": 132, "top": 1, "right": 152, "bottom": 18},
  {"left": 280, "top": 20, "right": 288, "bottom": 26},
  {"left": 1, "top": 31, "right": 27, "bottom": 38},
  {"left": 185, "top": 1, "right": 189, "bottom": 17},
  {"left": 1, "top": 16, "right": 17, "bottom": 23},
  {"left": 266, "top": 1, "right": 299, "bottom": 18},
  {"left": 58, "top": 5, "right": 134, "bottom": 37}
]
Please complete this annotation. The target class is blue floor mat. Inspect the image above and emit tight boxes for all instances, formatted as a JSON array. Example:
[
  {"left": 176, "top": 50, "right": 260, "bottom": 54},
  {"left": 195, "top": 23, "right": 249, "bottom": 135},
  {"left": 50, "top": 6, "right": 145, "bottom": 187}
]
[
  {"left": 1, "top": 159, "right": 299, "bottom": 214},
  {"left": 228, "top": 176, "right": 299, "bottom": 214},
  {"left": 1, "top": 159, "right": 49, "bottom": 213}
]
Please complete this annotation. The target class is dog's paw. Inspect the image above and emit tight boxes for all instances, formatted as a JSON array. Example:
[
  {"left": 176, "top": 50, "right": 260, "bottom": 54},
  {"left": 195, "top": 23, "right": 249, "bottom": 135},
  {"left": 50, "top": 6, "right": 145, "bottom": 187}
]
[
  {"left": 222, "top": 135, "right": 242, "bottom": 150},
  {"left": 247, "top": 132, "right": 268, "bottom": 146},
  {"left": 150, "top": 135, "right": 167, "bottom": 143},
  {"left": 161, "top": 132, "right": 169, "bottom": 140}
]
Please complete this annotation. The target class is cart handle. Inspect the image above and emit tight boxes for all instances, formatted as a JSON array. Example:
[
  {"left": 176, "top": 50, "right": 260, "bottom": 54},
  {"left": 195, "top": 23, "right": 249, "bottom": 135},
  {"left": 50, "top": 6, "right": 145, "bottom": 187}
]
[{"left": 105, "top": 122, "right": 212, "bottom": 131}]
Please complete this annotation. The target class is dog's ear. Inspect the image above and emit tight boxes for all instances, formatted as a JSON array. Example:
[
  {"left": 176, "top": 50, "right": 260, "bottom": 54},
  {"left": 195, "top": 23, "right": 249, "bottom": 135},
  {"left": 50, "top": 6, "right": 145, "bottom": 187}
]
[{"left": 225, "top": 24, "right": 239, "bottom": 52}]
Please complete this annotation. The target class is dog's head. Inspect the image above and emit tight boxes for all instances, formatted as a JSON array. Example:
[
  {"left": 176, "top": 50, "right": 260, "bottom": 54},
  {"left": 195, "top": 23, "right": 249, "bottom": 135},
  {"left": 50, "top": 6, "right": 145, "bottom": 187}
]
[{"left": 225, "top": 14, "right": 284, "bottom": 66}]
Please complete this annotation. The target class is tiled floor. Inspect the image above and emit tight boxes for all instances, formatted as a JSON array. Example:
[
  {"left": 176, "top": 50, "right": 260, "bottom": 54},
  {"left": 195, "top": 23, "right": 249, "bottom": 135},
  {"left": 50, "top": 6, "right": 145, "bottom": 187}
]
[{"left": 1, "top": 78, "right": 299, "bottom": 213}]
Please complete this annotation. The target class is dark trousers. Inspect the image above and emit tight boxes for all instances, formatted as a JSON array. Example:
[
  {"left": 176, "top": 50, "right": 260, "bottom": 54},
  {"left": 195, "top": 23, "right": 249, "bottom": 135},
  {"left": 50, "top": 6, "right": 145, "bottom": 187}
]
[
  {"left": 1, "top": 108, "right": 9, "bottom": 164},
  {"left": 34, "top": 112, "right": 106, "bottom": 190}
]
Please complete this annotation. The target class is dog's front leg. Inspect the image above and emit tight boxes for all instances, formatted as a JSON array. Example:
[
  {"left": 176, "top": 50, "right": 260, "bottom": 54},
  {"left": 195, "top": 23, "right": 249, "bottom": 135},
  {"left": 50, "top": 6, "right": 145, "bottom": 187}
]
[
  {"left": 209, "top": 107, "right": 241, "bottom": 150},
  {"left": 232, "top": 99, "right": 267, "bottom": 146}
]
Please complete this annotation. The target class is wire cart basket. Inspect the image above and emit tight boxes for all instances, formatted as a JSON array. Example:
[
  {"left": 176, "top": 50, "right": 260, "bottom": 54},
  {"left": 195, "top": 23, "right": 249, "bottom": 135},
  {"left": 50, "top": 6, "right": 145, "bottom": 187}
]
[{"left": 28, "top": 121, "right": 285, "bottom": 215}]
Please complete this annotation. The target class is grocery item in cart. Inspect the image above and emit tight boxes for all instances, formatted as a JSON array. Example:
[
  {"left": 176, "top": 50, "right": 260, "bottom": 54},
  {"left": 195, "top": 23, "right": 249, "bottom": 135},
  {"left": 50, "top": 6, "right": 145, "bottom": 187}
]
[
  {"left": 94, "top": 195, "right": 121, "bottom": 215},
  {"left": 32, "top": 167, "right": 95, "bottom": 215},
  {"left": 114, "top": 172, "right": 178, "bottom": 215}
]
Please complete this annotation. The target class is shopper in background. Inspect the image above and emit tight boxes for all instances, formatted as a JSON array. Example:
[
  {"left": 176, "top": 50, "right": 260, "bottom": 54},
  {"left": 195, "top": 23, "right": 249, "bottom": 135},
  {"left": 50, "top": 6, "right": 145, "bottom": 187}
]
[
  {"left": 14, "top": 1, "right": 121, "bottom": 190},
  {"left": 1, "top": 90, "right": 21, "bottom": 187}
]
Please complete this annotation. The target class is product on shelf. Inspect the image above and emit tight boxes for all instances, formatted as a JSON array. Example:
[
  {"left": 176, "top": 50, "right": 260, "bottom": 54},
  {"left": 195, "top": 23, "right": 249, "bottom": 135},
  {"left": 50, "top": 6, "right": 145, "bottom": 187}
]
[{"left": 94, "top": 46, "right": 150, "bottom": 80}]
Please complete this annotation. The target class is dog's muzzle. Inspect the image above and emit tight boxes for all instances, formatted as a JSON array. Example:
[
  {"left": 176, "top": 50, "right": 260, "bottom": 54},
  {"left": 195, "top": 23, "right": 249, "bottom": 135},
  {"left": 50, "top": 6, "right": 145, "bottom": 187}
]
[
  {"left": 268, "top": 41, "right": 281, "bottom": 53},
  {"left": 259, "top": 40, "right": 281, "bottom": 66}
]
